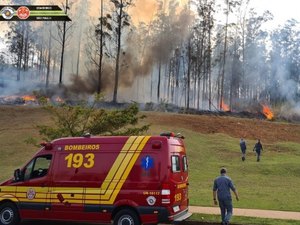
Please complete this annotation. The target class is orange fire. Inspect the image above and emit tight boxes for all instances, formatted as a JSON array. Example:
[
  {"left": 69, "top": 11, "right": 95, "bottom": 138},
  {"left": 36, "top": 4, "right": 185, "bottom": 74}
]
[
  {"left": 261, "top": 104, "right": 274, "bottom": 120},
  {"left": 220, "top": 99, "right": 230, "bottom": 112},
  {"left": 22, "top": 95, "right": 36, "bottom": 102},
  {"left": 55, "top": 96, "right": 64, "bottom": 103}
]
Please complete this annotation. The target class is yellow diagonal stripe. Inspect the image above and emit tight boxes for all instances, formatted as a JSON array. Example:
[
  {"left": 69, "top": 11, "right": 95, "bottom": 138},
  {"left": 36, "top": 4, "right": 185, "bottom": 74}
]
[
  {"left": 0, "top": 136, "right": 151, "bottom": 206},
  {"left": 100, "top": 136, "right": 138, "bottom": 193},
  {"left": 101, "top": 136, "right": 143, "bottom": 198},
  {"left": 102, "top": 136, "right": 151, "bottom": 204}
]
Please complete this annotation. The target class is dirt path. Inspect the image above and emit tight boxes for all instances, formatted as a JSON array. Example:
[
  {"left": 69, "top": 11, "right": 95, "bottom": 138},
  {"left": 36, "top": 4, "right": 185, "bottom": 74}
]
[{"left": 189, "top": 206, "right": 300, "bottom": 220}]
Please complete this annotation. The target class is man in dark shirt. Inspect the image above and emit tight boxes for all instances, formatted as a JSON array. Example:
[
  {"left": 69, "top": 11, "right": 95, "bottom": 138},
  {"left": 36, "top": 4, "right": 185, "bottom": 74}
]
[
  {"left": 213, "top": 168, "right": 239, "bottom": 225},
  {"left": 253, "top": 139, "right": 263, "bottom": 162},
  {"left": 239, "top": 138, "right": 247, "bottom": 161}
]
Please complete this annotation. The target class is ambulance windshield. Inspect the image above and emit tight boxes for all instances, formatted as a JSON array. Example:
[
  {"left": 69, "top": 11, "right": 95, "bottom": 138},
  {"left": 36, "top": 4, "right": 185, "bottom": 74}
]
[{"left": 22, "top": 154, "right": 52, "bottom": 181}]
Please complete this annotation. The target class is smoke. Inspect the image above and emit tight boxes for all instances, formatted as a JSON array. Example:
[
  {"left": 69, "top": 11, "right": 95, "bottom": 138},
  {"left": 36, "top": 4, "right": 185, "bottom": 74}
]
[
  {"left": 273, "top": 68, "right": 300, "bottom": 118},
  {"left": 120, "top": 3, "right": 194, "bottom": 84},
  {"left": 0, "top": 0, "right": 194, "bottom": 104},
  {"left": 269, "top": 52, "right": 300, "bottom": 119},
  {"left": 0, "top": 67, "right": 44, "bottom": 96},
  {"left": 65, "top": 0, "right": 194, "bottom": 99},
  {"left": 66, "top": 67, "right": 113, "bottom": 95},
  {"left": 130, "top": 0, "right": 157, "bottom": 24}
]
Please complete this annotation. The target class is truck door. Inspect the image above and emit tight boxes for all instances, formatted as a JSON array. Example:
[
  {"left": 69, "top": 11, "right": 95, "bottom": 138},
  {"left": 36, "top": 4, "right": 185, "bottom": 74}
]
[
  {"left": 168, "top": 150, "right": 189, "bottom": 217},
  {"left": 15, "top": 154, "right": 52, "bottom": 218},
  {"left": 49, "top": 150, "right": 85, "bottom": 219}
]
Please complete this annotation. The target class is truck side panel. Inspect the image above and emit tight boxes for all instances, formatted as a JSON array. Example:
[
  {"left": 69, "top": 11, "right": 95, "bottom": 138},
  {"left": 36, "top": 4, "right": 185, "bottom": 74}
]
[{"left": 0, "top": 135, "right": 190, "bottom": 224}]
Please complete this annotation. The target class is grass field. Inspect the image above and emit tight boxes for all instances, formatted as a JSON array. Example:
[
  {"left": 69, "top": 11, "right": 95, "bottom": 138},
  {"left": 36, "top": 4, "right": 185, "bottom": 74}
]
[
  {"left": 187, "top": 129, "right": 300, "bottom": 211},
  {"left": 143, "top": 112, "right": 300, "bottom": 212},
  {"left": 1, "top": 105, "right": 300, "bottom": 224}
]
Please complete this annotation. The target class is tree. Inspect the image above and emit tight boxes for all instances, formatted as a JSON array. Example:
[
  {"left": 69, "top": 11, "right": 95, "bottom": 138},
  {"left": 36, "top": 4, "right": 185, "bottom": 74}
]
[
  {"left": 270, "top": 19, "right": 300, "bottom": 105},
  {"left": 74, "top": 0, "right": 89, "bottom": 77},
  {"left": 97, "top": 0, "right": 104, "bottom": 93},
  {"left": 241, "top": 9, "right": 272, "bottom": 102},
  {"left": 94, "top": 0, "right": 111, "bottom": 94},
  {"left": 46, "top": 24, "right": 52, "bottom": 88},
  {"left": 108, "top": 0, "right": 134, "bottom": 103},
  {"left": 191, "top": 0, "right": 215, "bottom": 110},
  {"left": 5, "top": 0, "right": 33, "bottom": 81},
  {"left": 219, "top": 0, "right": 241, "bottom": 110},
  {"left": 56, "top": 0, "right": 72, "bottom": 86},
  {"left": 36, "top": 97, "right": 150, "bottom": 141},
  {"left": 150, "top": 0, "right": 189, "bottom": 105}
]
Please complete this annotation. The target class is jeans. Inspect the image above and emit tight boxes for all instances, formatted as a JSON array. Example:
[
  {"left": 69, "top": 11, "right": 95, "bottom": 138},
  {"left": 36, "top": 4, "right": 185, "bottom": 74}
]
[
  {"left": 218, "top": 198, "right": 233, "bottom": 223},
  {"left": 241, "top": 149, "right": 246, "bottom": 157},
  {"left": 256, "top": 150, "right": 261, "bottom": 161}
]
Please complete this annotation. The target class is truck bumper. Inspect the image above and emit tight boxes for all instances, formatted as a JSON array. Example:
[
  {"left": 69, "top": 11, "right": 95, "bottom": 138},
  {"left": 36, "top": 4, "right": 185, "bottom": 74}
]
[{"left": 173, "top": 208, "right": 192, "bottom": 222}]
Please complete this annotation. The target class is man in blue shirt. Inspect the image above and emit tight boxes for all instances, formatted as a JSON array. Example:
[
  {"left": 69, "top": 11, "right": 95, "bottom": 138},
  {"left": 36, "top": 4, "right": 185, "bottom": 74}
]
[{"left": 213, "top": 168, "right": 239, "bottom": 225}]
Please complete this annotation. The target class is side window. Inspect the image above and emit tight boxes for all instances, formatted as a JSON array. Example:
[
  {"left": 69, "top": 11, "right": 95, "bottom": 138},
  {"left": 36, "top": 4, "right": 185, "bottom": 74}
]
[
  {"left": 182, "top": 156, "right": 188, "bottom": 172},
  {"left": 23, "top": 160, "right": 34, "bottom": 181},
  {"left": 171, "top": 155, "right": 180, "bottom": 173},
  {"left": 23, "top": 155, "right": 52, "bottom": 180}
]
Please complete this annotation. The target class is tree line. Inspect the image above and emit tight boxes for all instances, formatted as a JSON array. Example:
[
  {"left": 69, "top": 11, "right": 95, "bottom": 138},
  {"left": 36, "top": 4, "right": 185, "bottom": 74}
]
[{"left": 1, "top": 0, "right": 300, "bottom": 113}]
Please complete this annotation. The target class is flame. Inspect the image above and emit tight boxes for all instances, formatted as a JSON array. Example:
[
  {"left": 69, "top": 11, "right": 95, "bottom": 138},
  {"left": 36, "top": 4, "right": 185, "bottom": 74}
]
[
  {"left": 55, "top": 96, "right": 64, "bottom": 103},
  {"left": 22, "top": 95, "right": 36, "bottom": 102},
  {"left": 261, "top": 104, "right": 274, "bottom": 120},
  {"left": 220, "top": 99, "right": 230, "bottom": 112}
]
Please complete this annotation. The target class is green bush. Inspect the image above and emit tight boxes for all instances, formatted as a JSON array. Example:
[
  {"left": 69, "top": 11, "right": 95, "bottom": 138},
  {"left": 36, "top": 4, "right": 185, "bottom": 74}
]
[{"left": 35, "top": 96, "right": 150, "bottom": 141}]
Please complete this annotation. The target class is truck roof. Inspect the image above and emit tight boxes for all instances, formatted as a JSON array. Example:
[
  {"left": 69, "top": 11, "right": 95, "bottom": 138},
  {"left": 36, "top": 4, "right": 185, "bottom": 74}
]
[{"left": 50, "top": 135, "right": 183, "bottom": 145}]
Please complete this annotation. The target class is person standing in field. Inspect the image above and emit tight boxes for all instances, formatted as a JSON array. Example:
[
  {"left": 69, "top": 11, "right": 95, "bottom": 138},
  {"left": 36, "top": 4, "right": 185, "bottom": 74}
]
[
  {"left": 239, "top": 138, "right": 247, "bottom": 161},
  {"left": 253, "top": 139, "right": 263, "bottom": 162},
  {"left": 213, "top": 168, "right": 239, "bottom": 225}
]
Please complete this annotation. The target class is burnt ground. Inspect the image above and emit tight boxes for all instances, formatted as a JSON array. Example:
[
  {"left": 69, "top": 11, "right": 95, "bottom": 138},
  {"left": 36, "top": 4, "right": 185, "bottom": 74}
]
[
  {"left": 1, "top": 105, "right": 300, "bottom": 144},
  {"left": 144, "top": 111, "right": 300, "bottom": 144}
]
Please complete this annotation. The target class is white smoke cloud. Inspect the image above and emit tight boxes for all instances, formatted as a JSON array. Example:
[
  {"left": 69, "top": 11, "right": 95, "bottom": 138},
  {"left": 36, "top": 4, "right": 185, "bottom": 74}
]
[{"left": 0, "top": 67, "right": 46, "bottom": 96}]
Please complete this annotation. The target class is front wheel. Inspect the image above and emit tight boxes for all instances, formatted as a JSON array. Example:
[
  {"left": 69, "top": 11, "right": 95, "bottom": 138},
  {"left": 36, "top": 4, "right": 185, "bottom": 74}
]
[
  {"left": 0, "top": 202, "right": 20, "bottom": 225},
  {"left": 113, "top": 209, "right": 140, "bottom": 225}
]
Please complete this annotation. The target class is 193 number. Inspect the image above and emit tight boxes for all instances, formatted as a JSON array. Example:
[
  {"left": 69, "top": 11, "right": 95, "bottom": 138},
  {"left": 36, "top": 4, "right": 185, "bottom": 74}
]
[{"left": 65, "top": 153, "right": 95, "bottom": 168}]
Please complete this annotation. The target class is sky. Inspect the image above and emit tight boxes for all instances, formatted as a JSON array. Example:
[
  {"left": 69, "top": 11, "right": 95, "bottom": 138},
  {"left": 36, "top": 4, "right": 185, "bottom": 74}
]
[{"left": 248, "top": 0, "right": 300, "bottom": 27}]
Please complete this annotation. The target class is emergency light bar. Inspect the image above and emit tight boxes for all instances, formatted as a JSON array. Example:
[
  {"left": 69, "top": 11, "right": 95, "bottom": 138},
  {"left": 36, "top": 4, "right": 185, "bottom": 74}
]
[
  {"left": 160, "top": 132, "right": 185, "bottom": 139},
  {"left": 40, "top": 142, "right": 53, "bottom": 150}
]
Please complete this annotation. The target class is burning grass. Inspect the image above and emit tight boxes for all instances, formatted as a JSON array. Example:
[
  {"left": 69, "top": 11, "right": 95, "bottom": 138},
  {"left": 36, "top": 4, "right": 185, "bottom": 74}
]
[
  {"left": 220, "top": 98, "right": 230, "bottom": 112},
  {"left": 261, "top": 104, "right": 274, "bottom": 120}
]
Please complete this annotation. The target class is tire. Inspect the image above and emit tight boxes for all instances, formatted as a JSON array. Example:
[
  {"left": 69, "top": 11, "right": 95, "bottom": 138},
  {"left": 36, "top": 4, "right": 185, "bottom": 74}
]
[
  {"left": 0, "top": 202, "right": 20, "bottom": 225},
  {"left": 113, "top": 209, "right": 140, "bottom": 225}
]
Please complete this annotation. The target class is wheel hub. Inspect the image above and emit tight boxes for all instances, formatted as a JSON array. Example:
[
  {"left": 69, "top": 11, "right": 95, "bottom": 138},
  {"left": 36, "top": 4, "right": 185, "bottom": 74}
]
[
  {"left": 119, "top": 216, "right": 134, "bottom": 225},
  {"left": 1, "top": 208, "right": 14, "bottom": 225}
]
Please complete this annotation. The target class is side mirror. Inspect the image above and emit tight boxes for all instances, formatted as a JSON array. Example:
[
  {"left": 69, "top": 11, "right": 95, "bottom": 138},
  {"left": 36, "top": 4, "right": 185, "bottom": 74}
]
[{"left": 14, "top": 169, "right": 21, "bottom": 182}]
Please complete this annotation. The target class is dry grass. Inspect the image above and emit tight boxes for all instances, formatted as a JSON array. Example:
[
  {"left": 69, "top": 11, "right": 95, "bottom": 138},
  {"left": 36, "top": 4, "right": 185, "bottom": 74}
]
[
  {"left": 1, "top": 106, "right": 300, "bottom": 181},
  {"left": 143, "top": 111, "right": 300, "bottom": 144},
  {"left": 0, "top": 106, "right": 51, "bottom": 179}
]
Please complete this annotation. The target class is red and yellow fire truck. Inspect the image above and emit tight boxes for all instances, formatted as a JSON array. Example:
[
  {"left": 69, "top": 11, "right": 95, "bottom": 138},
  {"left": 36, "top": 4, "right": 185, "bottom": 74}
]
[{"left": 0, "top": 133, "right": 191, "bottom": 225}]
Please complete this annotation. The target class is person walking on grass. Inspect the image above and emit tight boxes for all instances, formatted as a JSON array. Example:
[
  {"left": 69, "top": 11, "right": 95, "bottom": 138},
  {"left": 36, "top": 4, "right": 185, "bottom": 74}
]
[
  {"left": 253, "top": 139, "right": 263, "bottom": 162},
  {"left": 213, "top": 168, "right": 239, "bottom": 225},
  {"left": 239, "top": 138, "right": 247, "bottom": 161}
]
